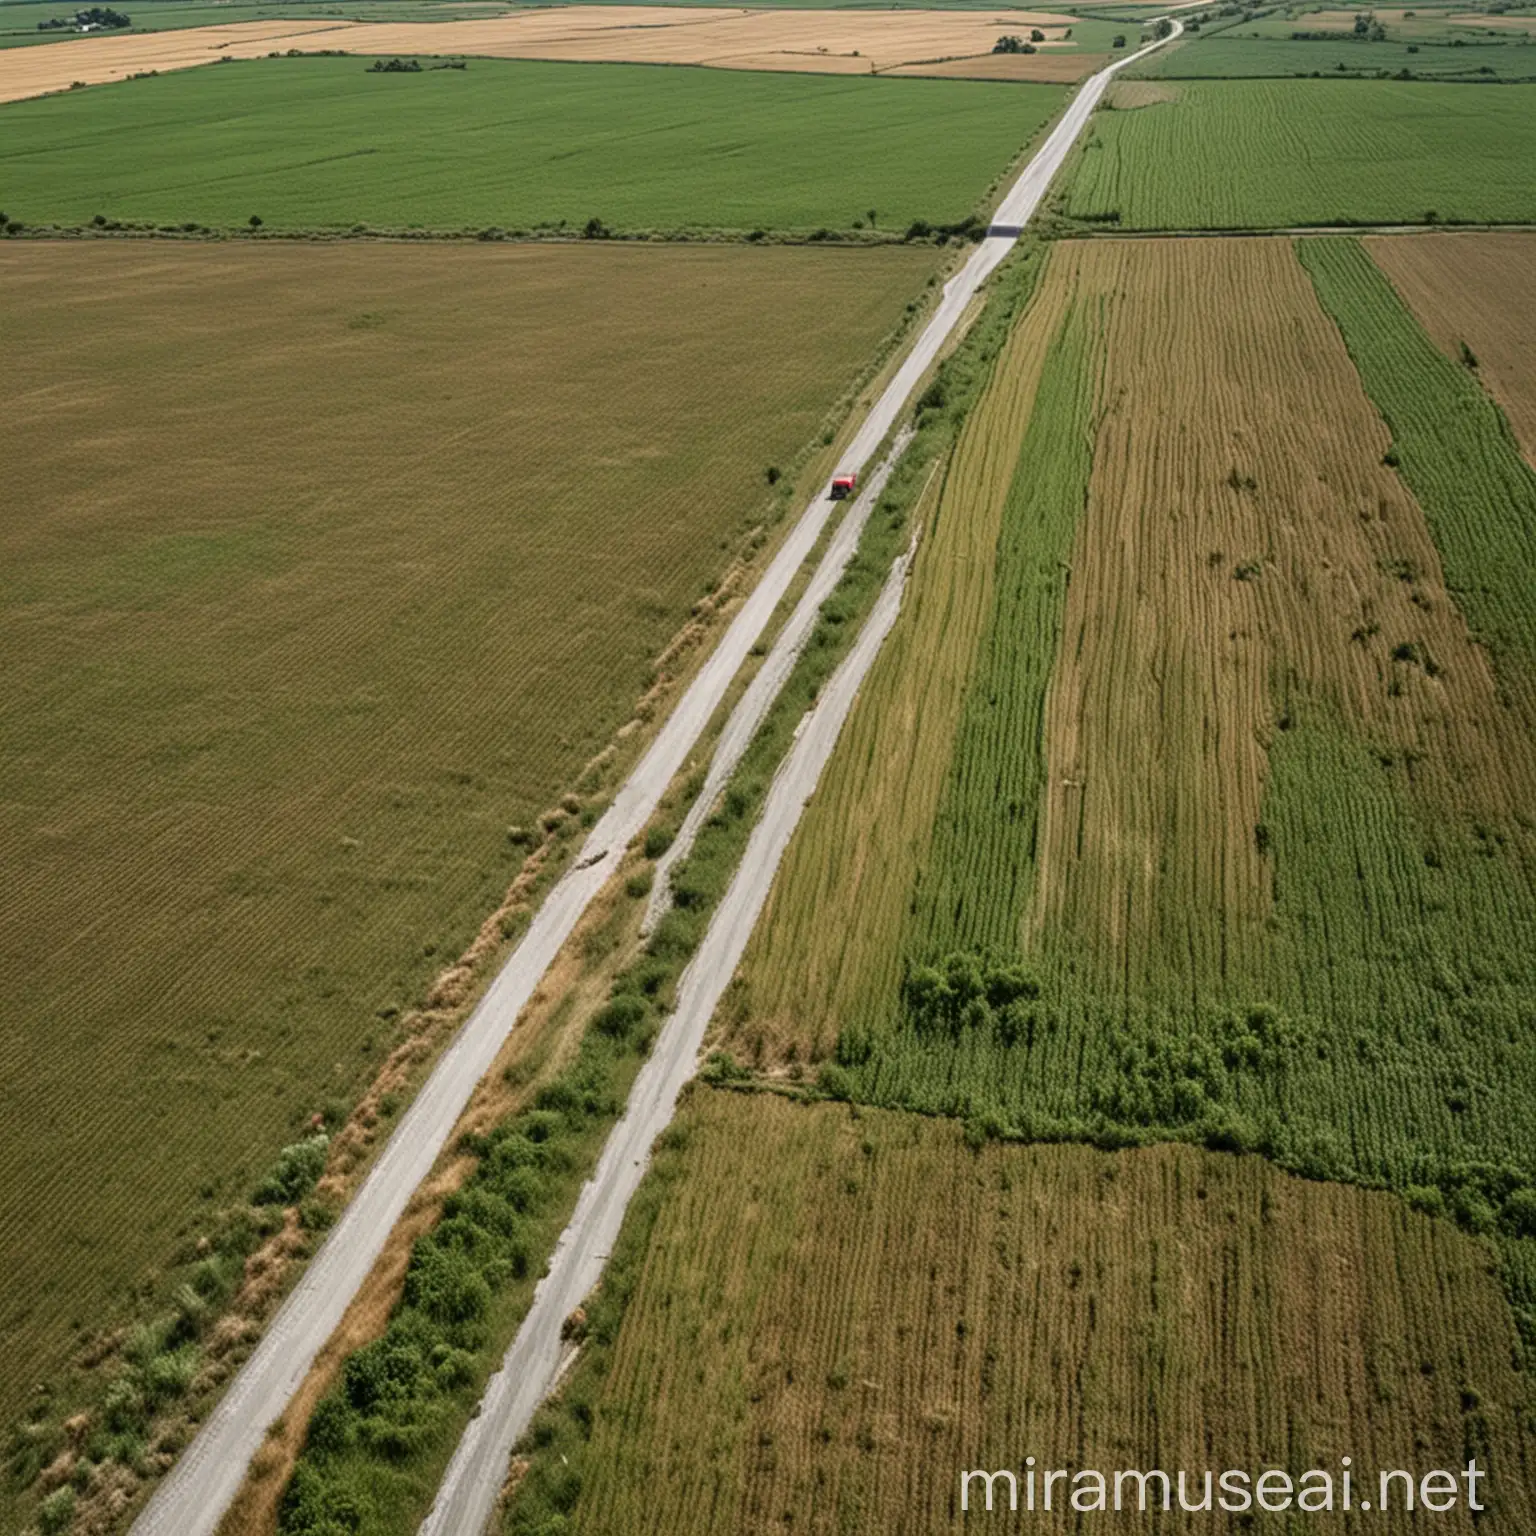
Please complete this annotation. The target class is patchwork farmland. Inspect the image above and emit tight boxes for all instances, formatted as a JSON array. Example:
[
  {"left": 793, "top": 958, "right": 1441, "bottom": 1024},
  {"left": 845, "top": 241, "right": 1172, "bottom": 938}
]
[
  {"left": 6, "top": 5, "right": 1536, "bottom": 1535},
  {"left": 732, "top": 236, "right": 1536, "bottom": 1202},
  {"left": 0, "top": 5, "right": 1112, "bottom": 99},
  {"left": 536, "top": 232, "right": 1536, "bottom": 1532}
]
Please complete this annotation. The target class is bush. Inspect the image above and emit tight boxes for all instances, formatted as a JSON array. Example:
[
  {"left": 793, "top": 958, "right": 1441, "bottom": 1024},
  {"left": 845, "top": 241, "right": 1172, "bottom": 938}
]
[
  {"left": 280, "top": 1462, "right": 368, "bottom": 1534},
  {"left": 254, "top": 1134, "right": 329, "bottom": 1205},
  {"left": 37, "top": 1487, "right": 76, "bottom": 1536},
  {"left": 404, "top": 1245, "right": 492, "bottom": 1328},
  {"left": 642, "top": 825, "right": 674, "bottom": 859},
  {"left": 593, "top": 993, "right": 647, "bottom": 1040}
]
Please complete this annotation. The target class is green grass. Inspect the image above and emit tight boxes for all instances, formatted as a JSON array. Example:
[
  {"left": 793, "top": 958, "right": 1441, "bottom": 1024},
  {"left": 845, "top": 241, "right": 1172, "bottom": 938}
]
[
  {"left": 908, "top": 298, "right": 1095, "bottom": 958},
  {"left": 1066, "top": 80, "right": 1536, "bottom": 228},
  {"left": 0, "top": 54, "right": 1065, "bottom": 234},
  {"left": 1298, "top": 237, "right": 1536, "bottom": 677},
  {"left": 1136, "top": 32, "right": 1536, "bottom": 78}
]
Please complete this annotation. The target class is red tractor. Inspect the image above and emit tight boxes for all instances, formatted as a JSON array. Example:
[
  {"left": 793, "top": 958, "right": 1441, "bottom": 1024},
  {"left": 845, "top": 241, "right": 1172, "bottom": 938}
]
[{"left": 829, "top": 473, "right": 857, "bottom": 501}]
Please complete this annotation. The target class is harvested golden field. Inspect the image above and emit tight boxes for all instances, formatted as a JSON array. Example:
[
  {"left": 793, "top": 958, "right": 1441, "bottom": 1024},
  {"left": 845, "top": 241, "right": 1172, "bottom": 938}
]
[
  {"left": 0, "top": 238, "right": 934, "bottom": 1427},
  {"left": 733, "top": 253, "right": 1080, "bottom": 1061},
  {"left": 514, "top": 1090, "right": 1535, "bottom": 1534},
  {"left": 0, "top": 6, "right": 1086, "bottom": 100},
  {"left": 887, "top": 49, "right": 1102, "bottom": 82},
  {"left": 0, "top": 17, "right": 343, "bottom": 101},
  {"left": 1366, "top": 232, "right": 1536, "bottom": 467},
  {"left": 1032, "top": 237, "right": 1531, "bottom": 997}
]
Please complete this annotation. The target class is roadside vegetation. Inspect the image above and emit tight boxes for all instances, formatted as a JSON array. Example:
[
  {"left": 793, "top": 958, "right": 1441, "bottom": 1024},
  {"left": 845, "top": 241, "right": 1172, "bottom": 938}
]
[
  {"left": 0, "top": 55, "right": 1064, "bottom": 237},
  {"left": 1064, "top": 79, "right": 1536, "bottom": 227}
]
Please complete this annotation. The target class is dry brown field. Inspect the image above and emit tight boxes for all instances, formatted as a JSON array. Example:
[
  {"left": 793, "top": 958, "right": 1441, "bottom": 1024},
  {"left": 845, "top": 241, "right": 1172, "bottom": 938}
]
[
  {"left": 1366, "top": 232, "right": 1536, "bottom": 468},
  {"left": 887, "top": 48, "right": 1102, "bottom": 81},
  {"left": 0, "top": 238, "right": 933, "bottom": 1429},
  {"left": 0, "top": 6, "right": 1088, "bottom": 101},
  {"left": 1104, "top": 77, "right": 1179, "bottom": 106},
  {"left": 545, "top": 1089, "right": 1534, "bottom": 1534}
]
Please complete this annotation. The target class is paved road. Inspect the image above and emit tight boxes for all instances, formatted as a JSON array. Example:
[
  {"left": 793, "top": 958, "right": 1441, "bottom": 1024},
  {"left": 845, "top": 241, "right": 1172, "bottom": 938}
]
[{"left": 420, "top": 21, "right": 1183, "bottom": 1533}]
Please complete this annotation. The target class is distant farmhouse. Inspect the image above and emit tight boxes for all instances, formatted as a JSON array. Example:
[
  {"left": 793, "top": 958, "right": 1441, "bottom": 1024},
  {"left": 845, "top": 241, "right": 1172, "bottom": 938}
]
[{"left": 38, "top": 6, "right": 132, "bottom": 32}]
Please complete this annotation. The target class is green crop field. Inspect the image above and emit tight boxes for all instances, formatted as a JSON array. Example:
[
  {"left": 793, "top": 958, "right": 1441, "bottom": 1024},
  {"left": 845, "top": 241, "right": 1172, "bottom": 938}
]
[
  {"left": 0, "top": 54, "right": 1065, "bottom": 234},
  {"left": 0, "top": 238, "right": 935, "bottom": 1444},
  {"left": 1137, "top": 32, "right": 1536, "bottom": 78},
  {"left": 1066, "top": 80, "right": 1536, "bottom": 227}
]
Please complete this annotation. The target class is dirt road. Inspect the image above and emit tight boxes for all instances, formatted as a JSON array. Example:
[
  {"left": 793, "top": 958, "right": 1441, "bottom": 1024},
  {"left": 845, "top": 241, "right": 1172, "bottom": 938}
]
[{"left": 416, "top": 21, "right": 1183, "bottom": 1534}]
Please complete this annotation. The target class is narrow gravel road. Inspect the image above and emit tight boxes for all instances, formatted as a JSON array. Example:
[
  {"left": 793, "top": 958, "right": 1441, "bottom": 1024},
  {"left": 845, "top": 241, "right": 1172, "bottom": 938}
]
[{"left": 419, "top": 22, "right": 1182, "bottom": 1533}]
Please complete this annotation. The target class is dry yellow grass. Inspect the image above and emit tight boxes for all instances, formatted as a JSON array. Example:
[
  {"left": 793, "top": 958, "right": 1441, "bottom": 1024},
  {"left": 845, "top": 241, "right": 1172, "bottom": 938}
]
[
  {"left": 1032, "top": 237, "right": 1532, "bottom": 992},
  {"left": 1366, "top": 232, "right": 1536, "bottom": 468},
  {"left": 729, "top": 258, "right": 1081, "bottom": 1063},
  {"left": 0, "top": 6, "right": 1086, "bottom": 100},
  {"left": 550, "top": 1090, "right": 1534, "bottom": 1535},
  {"left": 1105, "top": 77, "right": 1180, "bottom": 106}
]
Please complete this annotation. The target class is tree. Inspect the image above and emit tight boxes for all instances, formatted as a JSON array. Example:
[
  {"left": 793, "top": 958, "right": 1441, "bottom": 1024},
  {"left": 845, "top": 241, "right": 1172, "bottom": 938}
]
[
  {"left": 1030, "top": 27, "right": 1045, "bottom": 41},
  {"left": 1112, "top": 32, "right": 1127, "bottom": 46}
]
